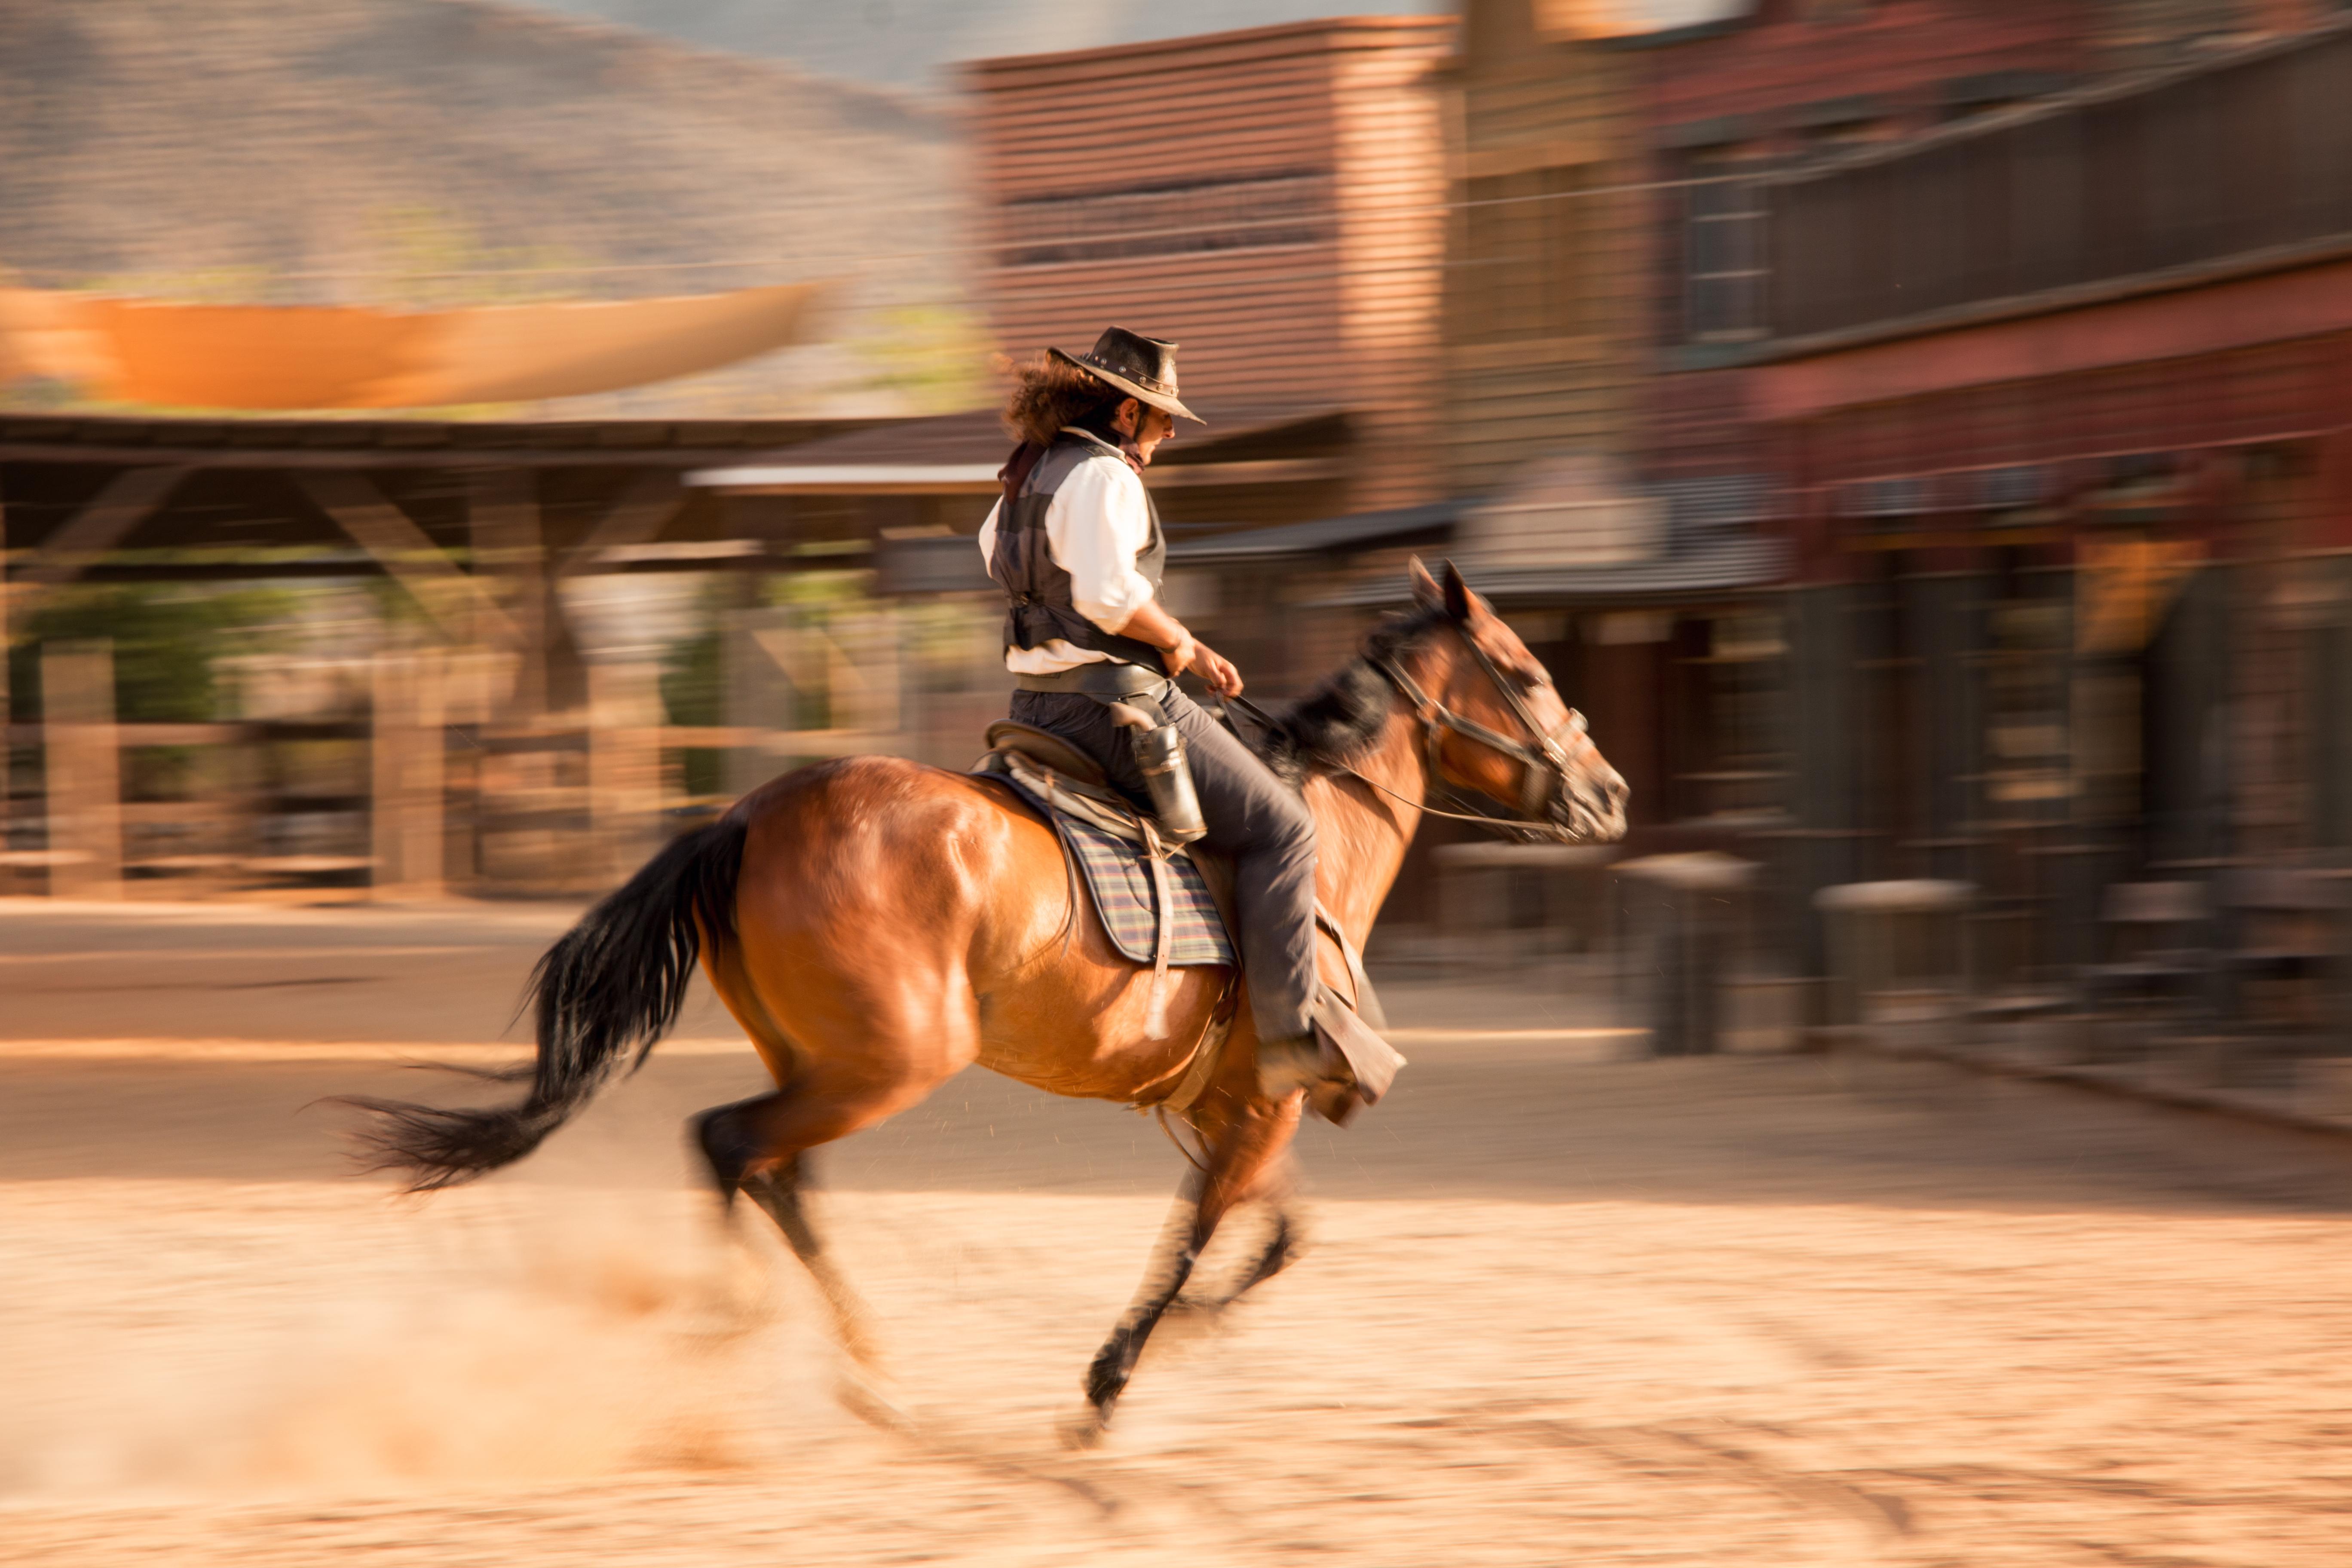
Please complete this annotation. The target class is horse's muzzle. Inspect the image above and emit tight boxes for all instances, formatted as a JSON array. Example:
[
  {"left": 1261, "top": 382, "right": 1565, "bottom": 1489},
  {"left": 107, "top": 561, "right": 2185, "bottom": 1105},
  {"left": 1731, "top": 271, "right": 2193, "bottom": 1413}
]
[{"left": 1549, "top": 765, "right": 1629, "bottom": 843}]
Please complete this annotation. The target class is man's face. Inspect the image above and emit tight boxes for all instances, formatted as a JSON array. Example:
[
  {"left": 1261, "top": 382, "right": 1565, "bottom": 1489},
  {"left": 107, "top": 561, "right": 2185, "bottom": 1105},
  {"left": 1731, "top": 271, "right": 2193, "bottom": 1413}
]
[{"left": 1115, "top": 399, "right": 1177, "bottom": 464}]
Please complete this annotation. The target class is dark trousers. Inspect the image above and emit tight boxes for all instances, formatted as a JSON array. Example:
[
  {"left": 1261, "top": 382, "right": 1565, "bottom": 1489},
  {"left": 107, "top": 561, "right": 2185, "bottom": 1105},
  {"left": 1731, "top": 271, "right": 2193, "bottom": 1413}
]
[{"left": 1010, "top": 687, "right": 1317, "bottom": 1044}]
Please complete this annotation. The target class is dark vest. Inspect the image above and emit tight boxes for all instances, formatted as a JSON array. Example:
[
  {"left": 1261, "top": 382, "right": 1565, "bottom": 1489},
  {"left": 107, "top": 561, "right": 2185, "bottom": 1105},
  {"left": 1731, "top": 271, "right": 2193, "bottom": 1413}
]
[{"left": 991, "top": 434, "right": 1169, "bottom": 673}]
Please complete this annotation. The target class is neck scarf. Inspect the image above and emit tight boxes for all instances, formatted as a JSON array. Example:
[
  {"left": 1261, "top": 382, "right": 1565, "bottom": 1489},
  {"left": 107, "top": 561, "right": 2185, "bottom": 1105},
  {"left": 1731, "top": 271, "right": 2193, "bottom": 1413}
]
[{"left": 998, "top": 430, "right": 1143, "bottom": 511}]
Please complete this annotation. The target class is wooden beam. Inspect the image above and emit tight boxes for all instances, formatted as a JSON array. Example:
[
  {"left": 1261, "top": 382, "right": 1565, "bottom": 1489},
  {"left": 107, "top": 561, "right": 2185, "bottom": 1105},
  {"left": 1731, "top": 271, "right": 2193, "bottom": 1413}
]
[
  {"left": 561, "top": 469, "right": 688, "bottom": 577},
  {"left": 6, "top": 466, "right": 190, "bottom": 627},
  {"left": 19, "top": 466, "right": 189, "bottom": 585},
  {"left": 294, "top": 469, "right": 516, "bottom": 646}
]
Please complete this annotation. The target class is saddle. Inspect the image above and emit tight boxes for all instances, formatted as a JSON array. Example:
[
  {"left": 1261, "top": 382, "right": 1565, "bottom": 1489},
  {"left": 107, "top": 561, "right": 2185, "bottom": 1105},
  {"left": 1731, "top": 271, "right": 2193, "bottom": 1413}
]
[{"left": 974, "top": 720, "right": 1404, "bottom": 1122}]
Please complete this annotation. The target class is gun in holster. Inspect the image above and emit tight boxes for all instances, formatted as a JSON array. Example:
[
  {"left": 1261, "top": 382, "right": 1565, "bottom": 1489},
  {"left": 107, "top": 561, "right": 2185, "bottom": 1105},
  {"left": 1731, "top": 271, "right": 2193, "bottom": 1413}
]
[
  {"left": 1009, "top": 661, "right": 1209, "bottom": 843},
  {"left": 1104, "top": 694, "right": 1207, "bottom": 843}
]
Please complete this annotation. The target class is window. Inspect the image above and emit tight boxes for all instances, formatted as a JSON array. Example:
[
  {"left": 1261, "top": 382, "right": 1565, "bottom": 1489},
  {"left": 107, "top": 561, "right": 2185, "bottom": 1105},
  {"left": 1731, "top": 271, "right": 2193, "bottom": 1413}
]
[
  {"left": 1681, "top": 152, "right": 1767, "bottom": 341},
  {"left": 1459, "top": 164, "right": 1587, "bottom": 344},
  {"left": 996, "top": 171, "right": 1332, "bottom": 268}
]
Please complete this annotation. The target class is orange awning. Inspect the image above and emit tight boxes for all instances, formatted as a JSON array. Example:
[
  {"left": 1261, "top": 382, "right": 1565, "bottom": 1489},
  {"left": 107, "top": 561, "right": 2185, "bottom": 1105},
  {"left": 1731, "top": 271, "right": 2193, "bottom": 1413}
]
[
  {"left": 0, "top": 283, "right": 827, "bottom": 410},
  {"left": 1533, "top": 0, "right": 1751, "bottom": 40}
]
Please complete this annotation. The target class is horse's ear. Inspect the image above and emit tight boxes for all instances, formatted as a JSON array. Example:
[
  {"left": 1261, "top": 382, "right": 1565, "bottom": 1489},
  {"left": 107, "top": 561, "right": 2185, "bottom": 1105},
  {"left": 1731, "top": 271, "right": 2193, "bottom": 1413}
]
[
  {"left": 1407, "top": 555, "right": 1444, "bottom": 608},
  {"left": 1440, "top": 560, "right": 1475, "bottom": 622}
]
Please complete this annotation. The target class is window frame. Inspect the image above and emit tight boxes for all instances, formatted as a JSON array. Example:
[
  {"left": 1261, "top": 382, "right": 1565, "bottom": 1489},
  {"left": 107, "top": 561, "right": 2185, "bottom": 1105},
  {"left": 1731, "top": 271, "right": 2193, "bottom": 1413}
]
[{"left": 1679, "top": 148, "right": 1770, "bottom": 344}]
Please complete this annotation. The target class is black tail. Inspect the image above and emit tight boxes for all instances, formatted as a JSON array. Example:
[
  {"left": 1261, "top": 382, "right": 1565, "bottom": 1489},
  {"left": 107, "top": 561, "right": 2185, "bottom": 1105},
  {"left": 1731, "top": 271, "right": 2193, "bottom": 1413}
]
[{"left": 343, "top": 817, "right": 749, "bottom": 1191}]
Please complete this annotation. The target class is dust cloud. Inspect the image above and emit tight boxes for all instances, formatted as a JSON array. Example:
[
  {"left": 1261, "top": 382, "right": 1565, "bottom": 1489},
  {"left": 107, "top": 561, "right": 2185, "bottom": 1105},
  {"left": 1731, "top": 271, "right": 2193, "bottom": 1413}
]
[{"left": 0, "top": 1184, "right": 827, "bottom": 1504}]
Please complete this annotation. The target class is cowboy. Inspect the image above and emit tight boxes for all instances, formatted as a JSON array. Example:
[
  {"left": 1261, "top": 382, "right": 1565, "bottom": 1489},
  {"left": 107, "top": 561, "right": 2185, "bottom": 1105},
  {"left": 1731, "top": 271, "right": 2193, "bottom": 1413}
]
[{"left": 977, "top": 327, "right": 1335, "bottom": 1100}]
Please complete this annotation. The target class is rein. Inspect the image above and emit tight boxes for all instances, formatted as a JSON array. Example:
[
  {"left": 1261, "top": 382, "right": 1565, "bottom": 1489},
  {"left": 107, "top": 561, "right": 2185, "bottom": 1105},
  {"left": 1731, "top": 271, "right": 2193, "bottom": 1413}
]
[{"left": 1224, "top": 634, "right": 1589, "bottom": 840}]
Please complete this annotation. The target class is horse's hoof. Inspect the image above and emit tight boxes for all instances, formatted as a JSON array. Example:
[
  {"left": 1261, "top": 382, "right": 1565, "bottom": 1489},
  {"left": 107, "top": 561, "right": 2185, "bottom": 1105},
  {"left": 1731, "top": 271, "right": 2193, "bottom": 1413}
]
[{"left": 1058, "top": 1406, "right": 1111, "bottom": 1451}]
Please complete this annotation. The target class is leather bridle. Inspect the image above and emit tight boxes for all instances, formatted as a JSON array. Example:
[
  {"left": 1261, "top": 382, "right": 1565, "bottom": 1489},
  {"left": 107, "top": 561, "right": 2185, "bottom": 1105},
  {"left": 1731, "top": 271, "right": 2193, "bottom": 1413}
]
[{"left": 1369, "top": 640, "right": 1592, "bottom": 826}]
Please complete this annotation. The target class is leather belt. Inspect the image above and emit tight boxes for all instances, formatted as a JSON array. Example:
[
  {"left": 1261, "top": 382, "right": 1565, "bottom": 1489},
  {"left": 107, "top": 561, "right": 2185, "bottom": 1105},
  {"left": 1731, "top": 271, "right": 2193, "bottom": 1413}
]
[{"left": 1012, "top": 662, "right": 1170, "bottom": 697}]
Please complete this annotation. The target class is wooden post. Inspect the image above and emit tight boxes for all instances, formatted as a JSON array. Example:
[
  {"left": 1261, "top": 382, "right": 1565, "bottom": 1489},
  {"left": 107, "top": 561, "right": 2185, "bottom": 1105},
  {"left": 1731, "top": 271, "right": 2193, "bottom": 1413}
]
[
  {"left": 41, "top": 641, "right": 122, "bottom": 900},
  {"left": 371, "top": 652, "right": 445, "bottom": 898},
  {"left": 370, "top": 653, "right": 408, "bottom": 895},
  {"left": 719, "top": 585, "right": 772, "bottom": 801},
  {"left": 589, "top": 661, "right": 663, "bottom": 883},
  {"left": 469, "top": 470, "right": 541, "bottom": 889},
  {"left": 1, "top": 479, "right": 12, "bottom": 853},
  {"left": 469, "top": 468, "right": 548, "bottom": 720}
]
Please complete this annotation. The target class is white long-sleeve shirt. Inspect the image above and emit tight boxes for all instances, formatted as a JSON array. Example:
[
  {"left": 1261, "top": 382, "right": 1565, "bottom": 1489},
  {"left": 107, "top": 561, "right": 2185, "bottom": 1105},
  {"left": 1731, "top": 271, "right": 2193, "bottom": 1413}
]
[{"left": 976, "top": 428, "right": 1158, "bottom": 675}]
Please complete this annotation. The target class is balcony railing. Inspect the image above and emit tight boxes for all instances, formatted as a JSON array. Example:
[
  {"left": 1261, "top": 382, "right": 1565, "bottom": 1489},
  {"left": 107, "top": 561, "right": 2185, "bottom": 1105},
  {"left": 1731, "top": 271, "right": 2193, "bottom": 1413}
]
[{"left": 1765, "top": 22, "right": 2352, "bottom": 344}]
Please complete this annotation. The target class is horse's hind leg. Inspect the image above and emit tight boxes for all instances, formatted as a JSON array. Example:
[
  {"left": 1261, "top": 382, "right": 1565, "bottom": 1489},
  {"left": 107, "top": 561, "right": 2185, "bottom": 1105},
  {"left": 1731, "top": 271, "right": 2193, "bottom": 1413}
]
[
  {"left": 1075, "top": 1090, "right": 1303, "bottom": 1440},
  {"left": 691, "top": 927, "right": 978, "bottom": 1385},
  {"left": 694, "top": 1091, "right": 882, "bottom": 1373}
]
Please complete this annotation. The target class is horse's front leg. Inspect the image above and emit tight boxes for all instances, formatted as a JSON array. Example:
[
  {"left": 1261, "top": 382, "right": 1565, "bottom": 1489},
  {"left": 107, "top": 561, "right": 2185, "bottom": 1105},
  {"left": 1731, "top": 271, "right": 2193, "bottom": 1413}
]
[
  {"left": 1173, "top": 1174, "right": 1302, "bottom": 1316},
  {"left": 1070, "top": 1085, "right": 1304, "bottom": 1443}
]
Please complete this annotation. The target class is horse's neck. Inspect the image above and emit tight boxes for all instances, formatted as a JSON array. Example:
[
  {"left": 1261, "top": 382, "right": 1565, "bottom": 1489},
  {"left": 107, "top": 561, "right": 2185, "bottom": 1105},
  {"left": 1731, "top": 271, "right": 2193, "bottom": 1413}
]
[{"left": 1302, "top": 705, "right": 1426, "bottom": 946}]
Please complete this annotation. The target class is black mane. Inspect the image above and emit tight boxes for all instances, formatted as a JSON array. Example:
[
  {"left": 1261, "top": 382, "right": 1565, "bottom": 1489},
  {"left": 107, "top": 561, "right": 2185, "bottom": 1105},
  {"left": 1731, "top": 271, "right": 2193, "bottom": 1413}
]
[{"left": 1256, "top": 605, "right": 1449, "bottom": 784}]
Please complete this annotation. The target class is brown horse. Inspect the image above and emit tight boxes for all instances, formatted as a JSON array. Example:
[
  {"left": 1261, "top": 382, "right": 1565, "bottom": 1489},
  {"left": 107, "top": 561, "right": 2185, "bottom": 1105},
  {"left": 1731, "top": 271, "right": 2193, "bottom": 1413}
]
[{"left": 348, "top": 559, "right": 1627, "bottom": 1435}]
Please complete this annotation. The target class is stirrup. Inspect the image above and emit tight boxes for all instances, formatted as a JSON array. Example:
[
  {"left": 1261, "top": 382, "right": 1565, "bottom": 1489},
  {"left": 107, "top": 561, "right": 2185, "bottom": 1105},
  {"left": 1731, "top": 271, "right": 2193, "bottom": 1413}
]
[{"left": 1259, "top": 989, "right": 1409, "bottom": 1124}]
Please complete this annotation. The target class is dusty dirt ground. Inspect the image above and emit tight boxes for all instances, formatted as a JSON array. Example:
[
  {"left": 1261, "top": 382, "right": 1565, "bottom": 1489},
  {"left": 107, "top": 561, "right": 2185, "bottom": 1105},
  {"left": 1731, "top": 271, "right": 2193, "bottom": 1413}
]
[{"left": 5, "top": 900, "right": 2352, "bottom": 1565}]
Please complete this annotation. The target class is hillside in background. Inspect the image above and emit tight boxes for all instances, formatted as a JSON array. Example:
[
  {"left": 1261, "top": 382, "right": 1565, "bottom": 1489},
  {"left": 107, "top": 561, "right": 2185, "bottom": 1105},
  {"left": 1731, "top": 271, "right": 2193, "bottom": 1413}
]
[
  {"left": 0, "top": 0, "right": 976, "bottom": 417},
  {"left": 520, "top": 0, "right": 1436, "bottom": 92}
]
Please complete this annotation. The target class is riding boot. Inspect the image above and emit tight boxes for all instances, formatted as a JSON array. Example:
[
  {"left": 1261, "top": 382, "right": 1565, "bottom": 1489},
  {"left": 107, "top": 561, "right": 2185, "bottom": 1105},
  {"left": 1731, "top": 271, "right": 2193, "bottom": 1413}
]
[{"left": 1256, "top": 1031, "right": 1352, "bottom": 1102}]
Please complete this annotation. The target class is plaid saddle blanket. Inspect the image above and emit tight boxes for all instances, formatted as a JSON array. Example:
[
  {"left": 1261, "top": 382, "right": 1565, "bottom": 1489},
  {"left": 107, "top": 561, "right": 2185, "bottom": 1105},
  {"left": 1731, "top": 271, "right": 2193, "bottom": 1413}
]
[{"left": 992, "top": 772, "right": 1236, "bottom": 969}]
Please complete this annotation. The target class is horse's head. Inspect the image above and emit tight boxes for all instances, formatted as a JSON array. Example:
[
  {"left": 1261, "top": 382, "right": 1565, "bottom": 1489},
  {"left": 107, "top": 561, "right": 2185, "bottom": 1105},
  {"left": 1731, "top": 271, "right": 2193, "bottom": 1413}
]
[{"left": 1393, "top": 557, "right": 1629, "bottom": 843}]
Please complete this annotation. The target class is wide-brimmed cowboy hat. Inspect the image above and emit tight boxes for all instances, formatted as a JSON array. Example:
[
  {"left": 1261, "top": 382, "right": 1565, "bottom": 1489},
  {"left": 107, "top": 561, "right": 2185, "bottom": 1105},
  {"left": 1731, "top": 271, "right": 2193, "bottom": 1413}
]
[{"left": 1048, "top": 325, "right": 1204, "bottom": 424}]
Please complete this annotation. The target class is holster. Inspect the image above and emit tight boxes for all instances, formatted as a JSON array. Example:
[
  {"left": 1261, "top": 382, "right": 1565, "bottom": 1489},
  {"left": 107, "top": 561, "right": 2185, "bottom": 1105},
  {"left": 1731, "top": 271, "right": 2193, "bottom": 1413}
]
[
  {"left": 1012, "top": 662, "right": 1207, "bottom": 843},
  {"left": 1112, "top": 692, "right": 1208, "bottom": 844}
]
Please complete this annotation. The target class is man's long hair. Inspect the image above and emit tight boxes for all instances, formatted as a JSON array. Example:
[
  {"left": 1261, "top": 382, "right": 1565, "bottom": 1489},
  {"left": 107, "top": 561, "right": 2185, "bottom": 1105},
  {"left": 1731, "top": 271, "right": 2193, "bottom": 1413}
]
[{"left": 999, "top": 352, "right": 1125, "bottom": 447}]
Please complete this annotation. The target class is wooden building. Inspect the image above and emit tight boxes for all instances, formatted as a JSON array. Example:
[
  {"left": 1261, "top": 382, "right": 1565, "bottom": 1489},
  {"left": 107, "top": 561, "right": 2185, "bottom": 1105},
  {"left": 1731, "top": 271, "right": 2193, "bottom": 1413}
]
[
  {"left": 1749, "top": 18, "right": 2352, "bottom": 980},
  {"left": 963, "top": 17, "right": 1458, "bottom": 518},
  {"left": 1442, "top": 1, "right": 1651, "bottom": 484},
  {"left": 0, "top": 411, "right": 869, "bottom": 896},
  {"left": 1636, "top": 0, "right": 2103, "bottom": 479},
  {"left": 1431, "top": 0, "right": 2311, "bottom": 843},
  {"left": 1444, "top": 0, "right": 2104, "bottom": 488}
]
